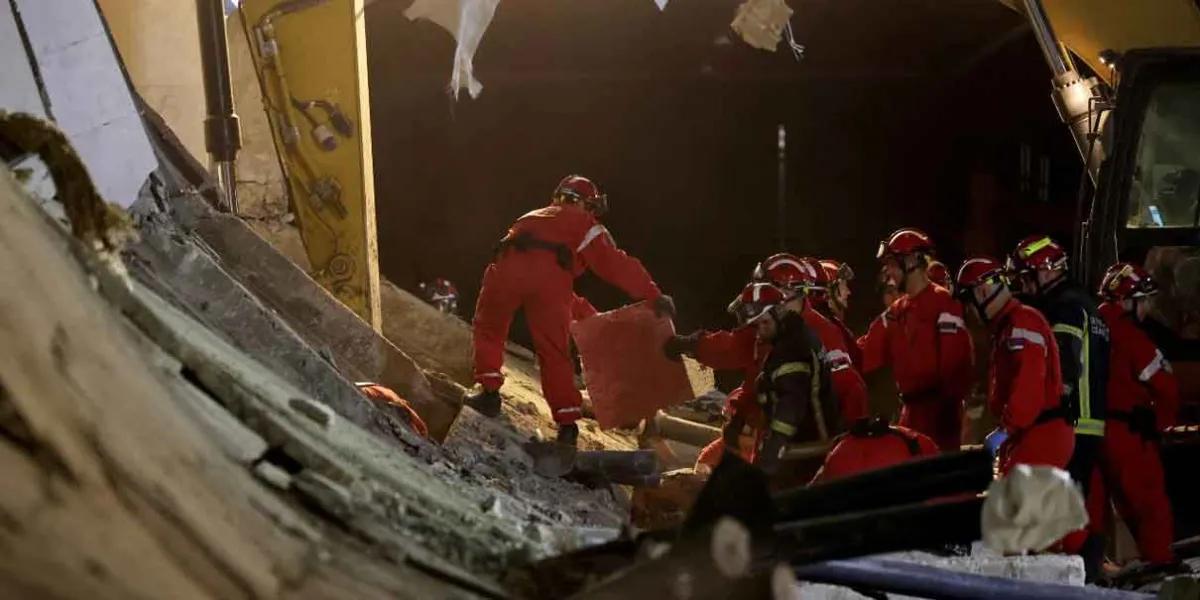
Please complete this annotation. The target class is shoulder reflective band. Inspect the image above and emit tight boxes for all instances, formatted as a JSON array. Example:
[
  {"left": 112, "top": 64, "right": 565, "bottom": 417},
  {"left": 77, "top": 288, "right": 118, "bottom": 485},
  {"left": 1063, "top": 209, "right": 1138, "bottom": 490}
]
[
  {"left": 771, "top": 419, "right": 798, "bottom": 436},
  {"left": 1139, "top": 350, "right": 1166, "bottom": 381},
  {"left": 577, "top": 224, "right": 608, "bottom": 253},
  {"left": 937, "top": 312, "right": 965, "bottom": 332},
  {"left": 1021, "top": 236, "right": 1053, "bottom": 257},
  {"left": 824, "top": 348, "right": 853, "bottom": 372},
  {"left": 1009, "top": 327, "right": 1047, "bottom": 352}
]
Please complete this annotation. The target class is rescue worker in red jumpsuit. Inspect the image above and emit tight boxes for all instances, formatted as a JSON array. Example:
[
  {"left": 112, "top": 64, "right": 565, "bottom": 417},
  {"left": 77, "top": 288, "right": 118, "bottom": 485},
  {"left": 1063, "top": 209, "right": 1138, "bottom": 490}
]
[
  {"left": 811, "top": 416, "right": 939, "bottom": 483},
  {"left": 1089, "top": 263, "right": 1181, "bottom": 568},
  {"left": 466, "top": 175, "right": 675, "bottom": 451},
  {"left": 858, "top": 228, "right": 974, "bottom": 450},
  {"left": 955, "top": 257, "right": 1074, "bottom": 476},
  {"left": 1007, "top": 236, "right": 1110, "bottom": 572},
  {"left": 815, "top": 258, "right": 861, "bottom": 367}
]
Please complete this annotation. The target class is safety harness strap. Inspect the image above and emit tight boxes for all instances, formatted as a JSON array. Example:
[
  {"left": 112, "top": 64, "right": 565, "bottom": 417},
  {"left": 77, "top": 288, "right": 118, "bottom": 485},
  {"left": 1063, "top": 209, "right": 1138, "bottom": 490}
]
[{"left": 494, "top": 232, "right": 573, "bottom": 270}]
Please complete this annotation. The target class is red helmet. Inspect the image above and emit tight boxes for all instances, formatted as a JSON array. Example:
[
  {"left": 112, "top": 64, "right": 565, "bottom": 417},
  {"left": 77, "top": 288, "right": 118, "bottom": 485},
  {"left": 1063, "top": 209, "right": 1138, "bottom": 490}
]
[
  {"left": 927, "top": 261, "right": 951, "bottom": 288},
  {"left": 1099, "top": 262, "right": 1159, "bottom": 301},
  {"left": 732, "top": 282, "right": 790, "bottom": 324},
  {"left": 818, "top": 259, "right": 855, "bottom": 284},
  {"left": 1008, "top": 235, "right": 1067, "bottom": 274},
  {"left": 752, "top": 253, "right": 824, "bottom": 295},
  {"left": 553, "top": 175, "right": 609, "bottom": 216},
  {"left": 877, "top": 228, "right": 936, "bottom": 261},
  {"left": 955, "top": 257, "right": 1008, "bottom": 296}
]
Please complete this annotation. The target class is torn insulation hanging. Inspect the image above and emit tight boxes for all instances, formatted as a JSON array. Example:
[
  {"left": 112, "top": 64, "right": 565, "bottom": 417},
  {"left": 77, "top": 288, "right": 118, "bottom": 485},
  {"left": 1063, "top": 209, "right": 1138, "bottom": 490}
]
[
  {"left": 731, "top": 0, "right": 803, "bottom": 58},
  {"left": 405, "top": 0, "right": 501, "bottom": 100}
]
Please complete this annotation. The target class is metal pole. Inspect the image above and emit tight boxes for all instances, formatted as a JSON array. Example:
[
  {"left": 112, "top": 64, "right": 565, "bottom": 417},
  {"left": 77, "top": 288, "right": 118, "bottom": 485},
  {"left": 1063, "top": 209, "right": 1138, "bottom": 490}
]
[
  {"left": 777, "top": 124, "right": 787, "bottom": 252},
  {"left": 196, "top": 0, "right": 242, "bottom": 214}
]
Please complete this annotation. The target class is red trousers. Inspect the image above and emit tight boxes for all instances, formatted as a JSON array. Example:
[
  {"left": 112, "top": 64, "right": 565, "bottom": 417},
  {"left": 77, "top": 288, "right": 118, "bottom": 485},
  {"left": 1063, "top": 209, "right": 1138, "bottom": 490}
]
[
  {"left": 898, "top": 396, "right": 963, "bottom": 451},
  {"left": 473, "top": 253, "right": 582, "bottom": 424},
  {"left": 1083, "top": 422, "right": 1175, "bottom": 563},
  {"left": 996, "top": 419, "right": 1074, "bottom": 477}
]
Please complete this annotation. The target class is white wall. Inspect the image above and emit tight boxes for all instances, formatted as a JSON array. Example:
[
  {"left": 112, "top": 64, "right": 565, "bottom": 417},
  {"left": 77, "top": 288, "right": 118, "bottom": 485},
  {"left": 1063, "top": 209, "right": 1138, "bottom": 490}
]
[
  {"left": 0, "top": 1, "right": 47, "bottom": 117},
  {"left": 6, "top": 0, "right": 157, "bottom": 208}
]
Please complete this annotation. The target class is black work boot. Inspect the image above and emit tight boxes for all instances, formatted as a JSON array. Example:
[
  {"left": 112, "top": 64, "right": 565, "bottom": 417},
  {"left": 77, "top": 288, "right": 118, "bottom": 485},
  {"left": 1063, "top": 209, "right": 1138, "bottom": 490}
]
[
  {"left": 525, "top": 423, "right": 580, "bottom": 478},
  {"left": 464, "top": 389, "right": 502, "bottom": 418},
  {"left": 556, "top": 423, "right": 579, "bottom": 447}
]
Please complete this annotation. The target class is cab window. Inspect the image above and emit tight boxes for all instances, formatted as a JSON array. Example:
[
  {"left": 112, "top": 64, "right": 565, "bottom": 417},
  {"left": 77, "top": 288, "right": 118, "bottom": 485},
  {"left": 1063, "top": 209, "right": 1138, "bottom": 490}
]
[{"left": 1125, "top": 81, "right": 1200, "bottom": 228}]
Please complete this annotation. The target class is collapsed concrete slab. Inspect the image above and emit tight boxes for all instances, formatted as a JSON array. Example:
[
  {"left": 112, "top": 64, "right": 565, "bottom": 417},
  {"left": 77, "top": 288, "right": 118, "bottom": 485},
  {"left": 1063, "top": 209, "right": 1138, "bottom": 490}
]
[{"left": 144, "top": 191, "right": 463, "bottom": 441}]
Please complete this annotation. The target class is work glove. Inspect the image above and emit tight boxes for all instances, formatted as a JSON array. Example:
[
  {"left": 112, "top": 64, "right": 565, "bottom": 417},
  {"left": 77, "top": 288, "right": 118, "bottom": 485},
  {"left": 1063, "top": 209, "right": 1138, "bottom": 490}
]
[
  {"left": 984, "top": 428, "right": 1008, "bottom": 458},
  {"left": 652, "top": 294, "right": 676, "bottom": 319},
  {"left": 662, "top": 330, "right": 702, "bottom": 361}
]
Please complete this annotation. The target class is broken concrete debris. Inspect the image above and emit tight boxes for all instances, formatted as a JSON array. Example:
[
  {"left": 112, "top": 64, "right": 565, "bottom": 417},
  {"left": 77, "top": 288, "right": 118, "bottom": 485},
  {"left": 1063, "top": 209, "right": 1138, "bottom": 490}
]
[{"left": 3, "top": 110, "right": 1163, "bottom": 599}]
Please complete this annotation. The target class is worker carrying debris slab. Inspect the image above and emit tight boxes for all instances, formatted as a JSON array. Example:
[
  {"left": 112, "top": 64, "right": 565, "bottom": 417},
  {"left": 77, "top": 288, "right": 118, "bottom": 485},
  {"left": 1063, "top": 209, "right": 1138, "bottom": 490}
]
[
  {"left": 858, "top": 228, "right": 975, "bottom": 452},
  {"left": 465, "top": 175, "right": 674, "bottom": 455}
]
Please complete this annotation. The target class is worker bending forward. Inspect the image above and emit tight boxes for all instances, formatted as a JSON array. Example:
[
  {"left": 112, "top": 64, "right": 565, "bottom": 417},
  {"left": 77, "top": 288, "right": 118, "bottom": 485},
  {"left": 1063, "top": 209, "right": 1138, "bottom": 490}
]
[
  {"left": 1091, "top": 263, "right": 1180, "bottom": 567},
  {"left": 466, "top": 175, "right": 673, "bottom": 450},
  {"left": 955, "top": 258, "right": 1073, "bottom": 475},
  {"left": 859, "top": 228, "right": 974, "bottom": 450},
  {"left": 733, "top": 281, "right": 840, "bottom": 474},
  {"left": 811, "top": 416, "right": 939, "bottom": 483}
]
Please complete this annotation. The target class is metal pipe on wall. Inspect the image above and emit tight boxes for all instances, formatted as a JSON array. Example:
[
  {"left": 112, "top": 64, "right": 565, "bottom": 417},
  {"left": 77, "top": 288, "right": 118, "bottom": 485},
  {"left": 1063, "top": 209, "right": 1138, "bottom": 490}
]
[{"left": 196, "top": 0, "right": 242, "bottom": 214}]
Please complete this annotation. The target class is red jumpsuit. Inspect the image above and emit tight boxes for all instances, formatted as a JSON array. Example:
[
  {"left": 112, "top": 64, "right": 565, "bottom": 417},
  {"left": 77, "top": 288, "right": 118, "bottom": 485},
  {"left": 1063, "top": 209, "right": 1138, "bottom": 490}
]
[
  {"left": 986, "top": 298, "right": 1074, "bottom": 476},
  {"left": 858, "top": 283, "right": 974, "bottom": 450},
  {"left": 693, "top": 325, "right": 764, "bottom": 467},
  {"left": 1084, "top": 302, "right": 1179, "bottom": 563},
  {"left": 473, "top": 204, "right": 661, "bottom": 424},
  {"left": 802, "top": 304, "right": 869, "bottom": 423},
  {"left": 811, "top": 424, "right": 939, "bottom": 483}
]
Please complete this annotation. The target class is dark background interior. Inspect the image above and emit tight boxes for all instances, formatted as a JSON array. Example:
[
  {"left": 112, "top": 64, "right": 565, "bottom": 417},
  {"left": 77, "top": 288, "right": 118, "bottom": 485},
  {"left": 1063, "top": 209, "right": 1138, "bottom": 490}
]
[{"left": 364, "top": 0, "right": 1084, "bottom": 361}]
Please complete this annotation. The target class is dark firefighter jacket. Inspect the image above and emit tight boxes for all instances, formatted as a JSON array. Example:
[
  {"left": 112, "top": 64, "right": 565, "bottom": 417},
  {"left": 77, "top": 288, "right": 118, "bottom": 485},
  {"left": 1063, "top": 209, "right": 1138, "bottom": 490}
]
[
  {"left": 755, "top": 311, "right": 840, "bottom": 472},
  {"left": 1030, "top": 278, "right": 1110, "bottom": 437}
]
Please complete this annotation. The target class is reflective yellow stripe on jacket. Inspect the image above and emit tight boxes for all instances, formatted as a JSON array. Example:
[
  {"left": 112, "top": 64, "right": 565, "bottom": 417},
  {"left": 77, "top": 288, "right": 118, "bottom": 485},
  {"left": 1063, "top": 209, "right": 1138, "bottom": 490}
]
[{"left": 1053, "top": 310, "right": 1104, "bottom": 437}]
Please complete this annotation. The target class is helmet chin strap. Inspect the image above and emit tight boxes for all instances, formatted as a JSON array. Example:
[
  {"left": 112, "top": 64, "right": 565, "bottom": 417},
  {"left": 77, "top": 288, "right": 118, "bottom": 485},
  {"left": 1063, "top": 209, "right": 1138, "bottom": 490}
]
[
  {"left": 896, "top": 254, "right": 926, "bottom": 291},
  {"left": 970, "top": 283, "right": 1004, "bottom": 323}
]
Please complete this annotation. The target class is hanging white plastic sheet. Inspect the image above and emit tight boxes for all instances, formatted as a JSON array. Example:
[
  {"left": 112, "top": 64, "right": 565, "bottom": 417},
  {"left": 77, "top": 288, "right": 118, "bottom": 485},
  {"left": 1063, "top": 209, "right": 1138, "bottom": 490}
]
[{"left": 405, "top": 0, "right": 501, "bottom": 99}]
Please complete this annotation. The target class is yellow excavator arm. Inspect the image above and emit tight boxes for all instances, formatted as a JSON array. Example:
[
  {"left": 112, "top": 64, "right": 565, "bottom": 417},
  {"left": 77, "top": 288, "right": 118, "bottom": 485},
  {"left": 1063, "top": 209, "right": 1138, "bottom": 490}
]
[
  {"left": 237, "top": 0, "right": 381, "bottom": 330},
  {"left": 998, "top": 0, "right": 1200, "bottom": 85}
]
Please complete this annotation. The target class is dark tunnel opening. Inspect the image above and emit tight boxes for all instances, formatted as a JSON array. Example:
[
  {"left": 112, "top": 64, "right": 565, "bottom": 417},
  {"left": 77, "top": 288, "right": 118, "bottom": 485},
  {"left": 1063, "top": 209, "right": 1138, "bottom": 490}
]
[{"left": 363, "top": 0, "right": 1083, "bottom": 375}]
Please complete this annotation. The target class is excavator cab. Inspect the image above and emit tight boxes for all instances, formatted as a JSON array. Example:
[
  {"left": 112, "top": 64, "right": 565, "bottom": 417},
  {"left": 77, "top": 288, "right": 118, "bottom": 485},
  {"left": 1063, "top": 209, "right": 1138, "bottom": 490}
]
[
  {"left": 1086, "top": 49, "right": 1200, "bottom": 416},
  {"left": 1081, "top": 47, "right": 1200, "bottom": 543}
]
